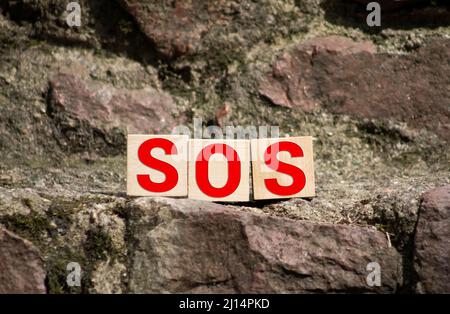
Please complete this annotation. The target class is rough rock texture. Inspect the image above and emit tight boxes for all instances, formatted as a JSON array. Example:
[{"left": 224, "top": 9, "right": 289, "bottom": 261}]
[
  {"left": 414, "top": 185, "right": 450, "bottom": 293},
  {"left": 259, "top": 37, "right": 450, "bottom": 141},
  {"left": 128, "top": 197, "right": 401, "bottom": 293},
  {"left": 0, "top": 187, "right": 128, "bottom": 294},
  {"left": 295, "top": 35, "right": 376, "bottom": 55},
  {"left": 259, "top": 35, "right": 377, "bottom": 111},
  {"left": 48, "top": 72, "right": 178, "bottom": 154},
  {"left": 119, "top": 0, "right": 307, "bottom": 59},
  {"left": 0, "top": 227, "right": 46, "bottom": 293},
  {"left": 0, "top": 0, "right": 160, "bottom": 60},
  {"left": 0, "top": 0, "right": 449, "bottom": 294}
]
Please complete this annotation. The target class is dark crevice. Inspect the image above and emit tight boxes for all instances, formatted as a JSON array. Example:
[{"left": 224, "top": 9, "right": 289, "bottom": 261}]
[
  {"left": 397, "top": 234, "right": 418, "bottom": 293},
  {"left": 322, "top": 0, "right": 450, "bottom": 32},
  {"left": 0, "top": 0, "right": 167, "bottom": 67},
  {"left": 401, "top": 197, "right": 425, "bottom": 293}
]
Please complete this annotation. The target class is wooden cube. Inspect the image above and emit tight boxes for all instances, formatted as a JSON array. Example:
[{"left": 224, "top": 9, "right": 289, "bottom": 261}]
[
  {"left": 127, "top": 134, "right": 189, "bottom": 196},
  {"left": 250, "top": 137, "right": 315, "bottom": 200},
  {"left": 188, "top": 139, "right": 250, "bottom": 202}
]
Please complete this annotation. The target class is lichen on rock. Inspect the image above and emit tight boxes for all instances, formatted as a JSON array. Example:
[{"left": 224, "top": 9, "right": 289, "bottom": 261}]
[{"left": 0, "top": 0, "right": 449, "bottom": 294}]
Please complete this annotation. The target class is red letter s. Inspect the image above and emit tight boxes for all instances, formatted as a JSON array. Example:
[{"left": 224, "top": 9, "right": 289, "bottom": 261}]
[
  {"left": 137, "top": 138, "right": 179, "bottom": 192},
  {"left": 264, "top": 141, "right": 306, "bottom": 196}
]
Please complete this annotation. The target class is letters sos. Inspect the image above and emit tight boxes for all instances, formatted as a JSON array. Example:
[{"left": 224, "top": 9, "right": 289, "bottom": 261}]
[{"left": 127, "top": 135, "right": 315, "bottom": 201}]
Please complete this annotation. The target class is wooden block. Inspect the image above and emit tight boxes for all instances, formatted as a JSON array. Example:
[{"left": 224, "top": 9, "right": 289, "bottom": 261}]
[
  {"left": 250, "top": 137, "right": 315, "bottom": 200},
  {"left": 188, "top": 139, "right": 250, "bottom": 202},
  {"left": 127, "top": 134, "right": 189, "bottom": 196}
]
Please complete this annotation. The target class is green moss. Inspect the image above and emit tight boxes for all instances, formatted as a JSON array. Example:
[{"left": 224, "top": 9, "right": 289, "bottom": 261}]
[
  {"left": 46, "top": 199, "right": 78, "bottom": 230},
  {"left": 45, "top": 228, "right": 120, "bottom": 294},
  {"left": 0, "top": 212, "right": 51, "bottom": 242},
  {"left": 22, "top": 197, "right": 34, "bottom": 208},
  {"left": 84, "top": 229, "right": 117, "bottom": 261},
  {"left": 47, "top": 196, "right": 117, "bottom": 229},
  {"left": 0, "top": 194, "right": 124, "bottom": 294},
  {"left": 46, "top": 248, "right": 85, "bottom": 294},
  {"left": 118, "top": 20, "right": 133, "bottom": 35}
]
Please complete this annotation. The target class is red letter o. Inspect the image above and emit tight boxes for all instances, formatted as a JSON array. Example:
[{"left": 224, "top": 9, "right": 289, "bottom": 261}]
[{"left": 196, "top": 144, "right": 241, "bottom": 198}]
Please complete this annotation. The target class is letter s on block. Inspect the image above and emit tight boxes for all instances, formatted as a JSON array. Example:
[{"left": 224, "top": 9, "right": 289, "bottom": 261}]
[
  {"left": 264, "top": 141, "right": 306, "bottom": 196},
  {"left": 251, "top": 137, "right": 314, "bottom": 200},
  {"left": 137, "top": 138, "right": 179, "bottom": 192}
]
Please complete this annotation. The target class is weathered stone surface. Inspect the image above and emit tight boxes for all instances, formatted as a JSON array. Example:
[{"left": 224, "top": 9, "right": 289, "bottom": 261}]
[
  {"left": 128, "top": 197, "right": 402, "bottom": 293},
  {"left": 89, "top": 260, "right": 127, "bottom": 294},
  {"left": 414, "top": 184, "right": 450, "bottom": 293},
  {"left": 1, "top": 0, "right": 449, "bottom": 296},
  {"left": 259, "top": 36, "right": 376, "bottom": 111},
  {"left": 48, "top": 72, "right": 178, "bottom": 154},
  {"left": 119, "top": 0, "right": 306, "bottom": 59},
  {"left": 0, "top": 187, "right": 128, "bottom": 294},
  {"left": 0, "top": 187, "right": 51, "bottom": 216},
  {"left": 298, "top": 36, "right": 377, "bottom": 56},
  {"left": 259, "top": 37, "right": 450, "bottom": 140},
  {"left": 0, "top": 0, "right": 159, "bottom": 59},
  {"left": 0, "top": 227, "right": 46, "bottom": 293}
]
